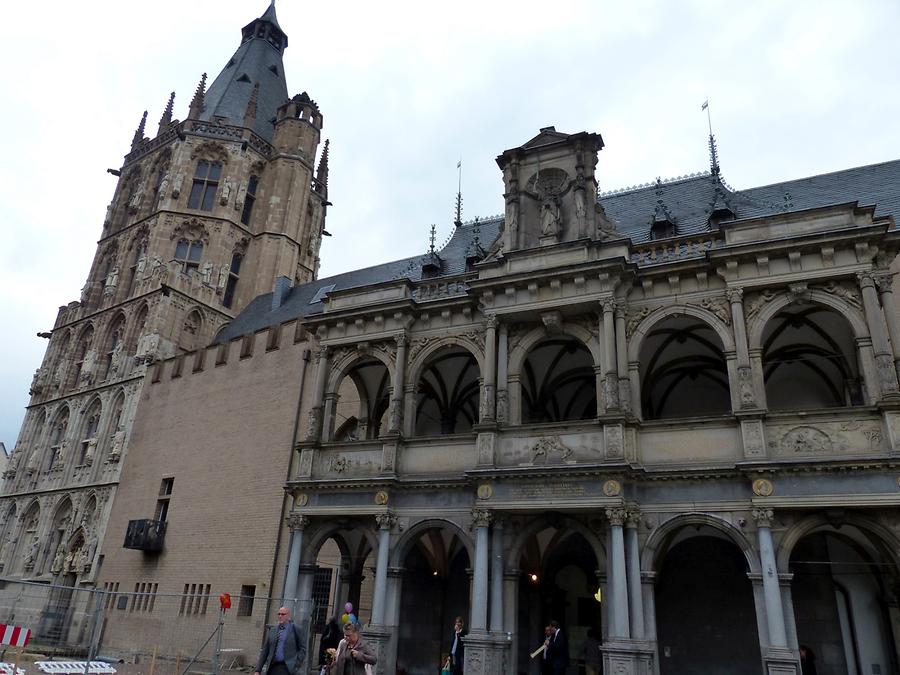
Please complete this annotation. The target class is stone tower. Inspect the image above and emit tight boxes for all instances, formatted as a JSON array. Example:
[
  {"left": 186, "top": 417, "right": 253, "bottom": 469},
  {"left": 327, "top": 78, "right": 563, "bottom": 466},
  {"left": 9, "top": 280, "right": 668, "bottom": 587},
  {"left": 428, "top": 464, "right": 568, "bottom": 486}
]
[{"left": 0, "top": 2, "right": 327, "bottom": 584}]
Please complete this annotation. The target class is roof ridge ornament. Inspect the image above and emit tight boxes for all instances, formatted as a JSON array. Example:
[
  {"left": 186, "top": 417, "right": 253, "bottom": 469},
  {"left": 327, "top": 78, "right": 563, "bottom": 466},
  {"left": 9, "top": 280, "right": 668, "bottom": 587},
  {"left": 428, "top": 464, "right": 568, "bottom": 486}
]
[
  {"left": 157, "top": 92, "right": 175, "bottom": 136},
  {"left": 188, "top": 73, "right": 207, "bottom": 119},
  {"left": 131, "top": 110, "right": 148, "bottom": 149}
]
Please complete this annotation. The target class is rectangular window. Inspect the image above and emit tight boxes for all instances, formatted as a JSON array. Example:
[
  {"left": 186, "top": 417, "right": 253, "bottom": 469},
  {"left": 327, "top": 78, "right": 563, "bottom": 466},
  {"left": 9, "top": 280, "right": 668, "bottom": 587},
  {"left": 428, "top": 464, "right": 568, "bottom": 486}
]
[
  {"left": 175, "top": 240, "right": 204, "bottom": 275},
  {"left": 187, "top": 161, "right": 221, "bottom": 211},
  {"left": 156, "top": 478, "right": 173, "bottom": 522},
  {"left": 223, "top": 253, "right": 243, "bottom": 309},
  {"left": 237, "top": 585, "right": 256, "bottom": 617},
  {"left": 241, "top": 176, "right": 258, "bottom": 225},
  {"left": 179, "top": 582, "right": 211, "bottom": 615},
  {"left": 311, "top": 567, "right": 333, "bottom": 627}
]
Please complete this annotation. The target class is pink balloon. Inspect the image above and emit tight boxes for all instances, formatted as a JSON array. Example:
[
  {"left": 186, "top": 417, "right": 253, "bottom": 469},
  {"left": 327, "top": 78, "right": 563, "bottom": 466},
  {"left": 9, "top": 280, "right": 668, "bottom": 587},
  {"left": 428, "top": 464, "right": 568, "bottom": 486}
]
[{"left": 344, "top": 602, "right": 353, "bottom": 613}]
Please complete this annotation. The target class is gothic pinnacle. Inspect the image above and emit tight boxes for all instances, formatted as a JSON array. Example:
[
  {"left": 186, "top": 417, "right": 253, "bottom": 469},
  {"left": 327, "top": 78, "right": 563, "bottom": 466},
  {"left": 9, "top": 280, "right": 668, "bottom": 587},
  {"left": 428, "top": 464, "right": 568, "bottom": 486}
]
[
  {"left": 188, "top": 73, "right": 207, "bottom": 119},
  {"left": 316, "top": 139, "right": 330, "bottom": 194},
  {"left": 131, "top": 110, "right": 148, "bottom": 148},
  {"left": 243, "top": 83, "right": 260, "bottom": 127},
  {"left": 157, "top": 91, "right": 175, "bottom": 135}
]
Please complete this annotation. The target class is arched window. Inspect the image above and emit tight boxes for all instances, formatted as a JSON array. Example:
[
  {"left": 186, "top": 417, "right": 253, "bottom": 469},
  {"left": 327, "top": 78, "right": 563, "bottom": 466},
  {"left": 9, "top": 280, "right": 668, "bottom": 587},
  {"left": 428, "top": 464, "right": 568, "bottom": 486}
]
[
  {"left": 761, "top": 304, "right": 862, "bottom": 410},
  {"left": 187, "top": 160, "right": 221, "bottom": 211},
  {"left": 241, "top": 176, "right": 258, "bottom": 225},
  {"left": 174, "top": 239, "right": 203, "bottom": 275},
  {"left": 331, "top": 357, "right": 391, "bottom": 441},
  {"left": 522, "top": 337, "right": 596, "bottom": 423},
  {"left": 415, "top": 346, "right": 480, "bottom": 435},
  {"left": 639, "top": 316, "right": 730, "bottom": 419},
  {"left": 223, "top": 253, "right": 243, "bottom": 308}
]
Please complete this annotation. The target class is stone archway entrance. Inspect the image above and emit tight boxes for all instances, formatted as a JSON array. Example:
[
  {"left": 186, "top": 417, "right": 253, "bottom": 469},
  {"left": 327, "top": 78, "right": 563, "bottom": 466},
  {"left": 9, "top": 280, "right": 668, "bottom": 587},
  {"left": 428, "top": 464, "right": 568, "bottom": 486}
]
[
  {"left": 396, "top": 527, "right": 471, "bottom": 675},
  {"left": 790, "top": 527, "right": 900, "bottom": 675},
  {"left": 656, "top": 533, "right": 761, "bottom": 675},
  {"left": 517, "top": 526, "right": 602, "bottom": 675}
]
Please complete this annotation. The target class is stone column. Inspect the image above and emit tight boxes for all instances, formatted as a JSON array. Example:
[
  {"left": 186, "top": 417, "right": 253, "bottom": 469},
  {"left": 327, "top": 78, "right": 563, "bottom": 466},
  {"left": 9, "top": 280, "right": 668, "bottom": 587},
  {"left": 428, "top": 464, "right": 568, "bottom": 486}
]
[
  {"left": 306, "top": 346, "right": 330, "bottom": 440},
  {"left": 641, "top": 572, "right": 660, "bottom": 673},
  {"left": 490, "top": 518, "right": 504, "bottom": 632},
  {"left": 601, "top": 301, "right": 620, "bottom": 411},
  {"left": 874, "top": 272, "right": 900, "bottom": 372},
  {"left": 615, "top": 303, "right": 631, "bottom": 413},
  {"left": 858, "top": 272, "right": 900, "bottom": 396},
  {"left": 282, "top": 514, "right": 309, "bottom": 609},
  {"left": 753, "top": 509, "right": 787, "bottom": 647},
  {"left": 471, "top": 509, "right": 492, "bottom": 631},
  {"left": 606, "top": 507, "right": 630, "bottom": 638},
  {"left": 389, "top": 334, "right": 408, "bottom": 433},
  {"left": 371, "top": 512, "right": 395, "bottom": 625},
  {"left": 727, "top": 288, "right": 757, "bottom": 409},
  {"left": 625, "top": 509, "right": 645, "bottom": 639},
  {"left": 481, "top": 316, "right": 498, "bottom": 422},
  {"left": 496, "top": 324, "right": 509, "bottom": 424}
]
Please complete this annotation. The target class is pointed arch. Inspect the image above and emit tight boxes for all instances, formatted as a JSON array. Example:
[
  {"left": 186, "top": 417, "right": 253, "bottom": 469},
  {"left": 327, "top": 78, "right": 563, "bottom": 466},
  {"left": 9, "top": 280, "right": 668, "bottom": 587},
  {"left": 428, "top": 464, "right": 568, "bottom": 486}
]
[{"left": 641, "top": 512, "right": 759, "bottom": 575}]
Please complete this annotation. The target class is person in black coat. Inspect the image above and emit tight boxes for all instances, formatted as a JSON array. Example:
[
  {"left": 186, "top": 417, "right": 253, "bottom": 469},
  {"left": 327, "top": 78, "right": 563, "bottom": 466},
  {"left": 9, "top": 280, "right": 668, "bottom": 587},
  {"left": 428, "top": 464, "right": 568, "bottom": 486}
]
[
  {"left": 319, "top": 616, "right": 342, "bottom": 665},
  {"left": 544, "top": 620, "right": 569, "bottom": 675},
  {"left": 448, "top": 616, "right": 467, "bottom": 674}
]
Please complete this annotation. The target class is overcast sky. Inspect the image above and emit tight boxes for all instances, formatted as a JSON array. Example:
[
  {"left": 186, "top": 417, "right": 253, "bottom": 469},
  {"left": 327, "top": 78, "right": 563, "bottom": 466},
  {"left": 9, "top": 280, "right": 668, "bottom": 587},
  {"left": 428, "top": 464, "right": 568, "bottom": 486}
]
[{"left": 2, "top": 0, "right": 900, "bottom": 448}]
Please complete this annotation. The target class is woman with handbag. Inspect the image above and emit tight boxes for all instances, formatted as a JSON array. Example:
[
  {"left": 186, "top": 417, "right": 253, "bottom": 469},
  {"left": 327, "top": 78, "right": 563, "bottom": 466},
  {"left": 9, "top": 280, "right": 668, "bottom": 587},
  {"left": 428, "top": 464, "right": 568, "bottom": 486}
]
[{"left": 328, "top": 622, "right": 377, "bottom": 675}]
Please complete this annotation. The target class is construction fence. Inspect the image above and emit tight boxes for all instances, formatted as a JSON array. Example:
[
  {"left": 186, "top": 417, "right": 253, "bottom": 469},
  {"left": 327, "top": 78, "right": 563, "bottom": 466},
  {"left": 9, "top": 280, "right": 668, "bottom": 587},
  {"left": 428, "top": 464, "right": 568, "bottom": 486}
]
[{"left": 0, "top": 578, "right": 332, "bottom": 674}]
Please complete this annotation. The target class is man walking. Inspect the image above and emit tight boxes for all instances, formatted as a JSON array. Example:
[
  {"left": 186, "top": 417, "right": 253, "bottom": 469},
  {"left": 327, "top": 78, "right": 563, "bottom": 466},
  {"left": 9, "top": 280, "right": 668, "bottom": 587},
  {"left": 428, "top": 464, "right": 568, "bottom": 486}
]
[
  {"left": 255, "top": 607, "right": 306, "bottom": 675},
  {"left": 544, "top": 620, "right": 569, "bottom": 675}
]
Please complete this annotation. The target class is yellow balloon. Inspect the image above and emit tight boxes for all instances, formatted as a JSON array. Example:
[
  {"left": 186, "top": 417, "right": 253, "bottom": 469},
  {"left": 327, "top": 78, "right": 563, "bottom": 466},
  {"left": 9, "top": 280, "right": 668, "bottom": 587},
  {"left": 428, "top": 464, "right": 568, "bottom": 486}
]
[{"left": 341, "top": 613, "right": 350, "bottom": 623}]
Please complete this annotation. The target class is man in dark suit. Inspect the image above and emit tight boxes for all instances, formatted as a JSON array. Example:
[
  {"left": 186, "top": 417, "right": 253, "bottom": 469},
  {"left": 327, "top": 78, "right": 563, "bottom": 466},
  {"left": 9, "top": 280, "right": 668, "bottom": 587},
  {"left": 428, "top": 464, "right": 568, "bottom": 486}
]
[
  {"left": 449, "top": 616, "right": 467, "bottom": 674},
  {"left": 254, "top": 607, "right": 306, "bottom": 675},
  {"left": 544, "top": 620, "right": 569, "bottom": 675}
]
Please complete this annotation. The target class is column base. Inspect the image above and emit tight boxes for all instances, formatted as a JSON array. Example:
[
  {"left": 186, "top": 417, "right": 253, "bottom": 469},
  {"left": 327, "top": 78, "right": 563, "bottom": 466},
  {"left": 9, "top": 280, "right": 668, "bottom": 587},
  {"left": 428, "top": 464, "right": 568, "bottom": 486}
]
[
  {"left": 462, "top": 631, "right": 510, "bottom": 675},
  {"left": 363, "top": 624, "right": 396, "bottom": 675},
  {"left": 762, "top": 647, "right": 800, "bottom": 675},
  {"left": 601, "top": 638, "right": 655, "bottom": 675}
]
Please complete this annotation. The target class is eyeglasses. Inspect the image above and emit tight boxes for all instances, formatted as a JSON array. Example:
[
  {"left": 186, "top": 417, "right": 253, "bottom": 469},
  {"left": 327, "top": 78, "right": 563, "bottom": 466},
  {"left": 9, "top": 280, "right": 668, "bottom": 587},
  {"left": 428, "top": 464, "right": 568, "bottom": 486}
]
[{"left": 277, "top": 612, "right": 288, "bottom": 616}]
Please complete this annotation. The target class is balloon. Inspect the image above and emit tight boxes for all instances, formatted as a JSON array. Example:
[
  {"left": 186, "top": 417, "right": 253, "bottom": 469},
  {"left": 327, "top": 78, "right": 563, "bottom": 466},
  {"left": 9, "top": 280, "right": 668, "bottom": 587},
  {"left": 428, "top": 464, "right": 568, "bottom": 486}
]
[
  {"left": 344, "top": 602, "right": 353, "bottom": 613},
  {"left": 341, "top": 612, "right": 350, "bottom": 623},
  {"left": 349, "top": 613, "right": 358, "bottom": 623}
]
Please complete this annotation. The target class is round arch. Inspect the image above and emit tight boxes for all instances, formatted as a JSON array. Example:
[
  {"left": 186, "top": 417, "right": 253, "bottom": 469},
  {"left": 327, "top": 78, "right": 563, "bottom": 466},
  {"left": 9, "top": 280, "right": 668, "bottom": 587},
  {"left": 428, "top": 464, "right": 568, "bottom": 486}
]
[
  {"left": 641, "top": 512, "right": 760, "bottom": 574},
  {"left": 627, "top": 304, "right": 736, "bottom": 364},
  {"left": 506, "top": 513, "right": 607, "bottom": 572},
  {"left": 327, "top": 350, "right": 395, "bottom": 395},
  {"left": 508, "top": 323, "right": 601, "bottom": 377},
  {"left": 776, "top": 513, "right": 900, "bottom": 571},
  {"left": 406, "top": 336, "right": 484, "bottom": 390},
  {"left": 748, "top": 290, "right": 869, "bottom": 351},
  {"left": 390, "top": 517, "right": 475, "bottom": 568},
  {"left": 302, "top": 522, "right": 377, "bottom": 566}
]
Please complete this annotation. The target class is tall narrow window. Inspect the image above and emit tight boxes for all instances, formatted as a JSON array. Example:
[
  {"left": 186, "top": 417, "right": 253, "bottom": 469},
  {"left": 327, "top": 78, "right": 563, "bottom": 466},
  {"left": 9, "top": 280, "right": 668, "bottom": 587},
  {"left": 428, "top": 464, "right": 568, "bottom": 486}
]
[
  {"left": 126, "top": 246, "right": 145, "bottom": 296},
  {"left": 187, "top": 161, "right": 221, "bottom": 211},
  {"left": 241, "top": 176, "right": 258, "bottom": 225},
  {"left": 175, "top": 239, "right": 203, "bottom": 275},
  {"left": 156, "top": 477, "right": 174, "bottom": 522},
  {"left": 223, "top": 253, "right": 243, "bottom": 308}
]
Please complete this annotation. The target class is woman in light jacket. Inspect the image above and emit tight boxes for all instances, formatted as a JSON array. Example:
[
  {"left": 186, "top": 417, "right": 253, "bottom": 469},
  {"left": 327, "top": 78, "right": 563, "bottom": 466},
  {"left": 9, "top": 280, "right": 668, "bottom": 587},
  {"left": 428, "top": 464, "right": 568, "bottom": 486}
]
[{"left": 329, "top": 622, "right": 377, "bottom": 675}]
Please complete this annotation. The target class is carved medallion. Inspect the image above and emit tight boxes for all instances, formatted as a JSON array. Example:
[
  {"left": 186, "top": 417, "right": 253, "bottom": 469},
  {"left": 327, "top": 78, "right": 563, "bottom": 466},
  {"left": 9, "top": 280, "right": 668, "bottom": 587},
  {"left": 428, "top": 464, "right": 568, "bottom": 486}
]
[
  {"left": 374, "top": 490, "right": 389, "bottom": 506},
  {"left": 602, "top": 480, "right": 622, "bottom": 497},
  {"left": 295, "top": 493, "right": 309, "bottom": 507},
  {"left": 752, "top": 478, "right": 774, "bottom": 497},
  {"left": 476, "top": 484, "right": 493, "bottom": 500}
]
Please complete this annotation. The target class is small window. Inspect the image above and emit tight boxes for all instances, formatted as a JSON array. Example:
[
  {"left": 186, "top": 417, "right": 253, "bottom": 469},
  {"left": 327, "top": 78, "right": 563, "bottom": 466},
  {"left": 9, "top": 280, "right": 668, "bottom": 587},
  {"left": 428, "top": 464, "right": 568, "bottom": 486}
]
[
  {"left": 650, "top": 220, "right": 675, "bottom": 240},
  {"left": 187, "top": 160, "right": 221, "bottom": 211},
  {"left": 156, "top": 478, "right": 173, "bottom": 522},
  {"left": 310, "top": 284, "right": 335, "bottom": 304},
  {"left": 160, "top": 478, "right": 174, "bottom": 496},
  {"left": 175, "top": 239, "right": 204, "bottom": 275},
  {"left": 241, "top": 176, "right": 258, "bottom": 225},
  {"left": 238, "top": 585, "right": 256, "bottom": 617}
]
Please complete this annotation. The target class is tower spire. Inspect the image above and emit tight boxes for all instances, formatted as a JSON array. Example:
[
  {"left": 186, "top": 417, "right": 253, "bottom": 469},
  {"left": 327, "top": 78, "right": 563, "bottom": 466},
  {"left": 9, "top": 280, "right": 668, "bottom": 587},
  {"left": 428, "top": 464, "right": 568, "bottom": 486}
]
[
  {"left": 454, "top": 159, "right": 463, "bottom": 228},
  {"left": 243, "top": 83, "right": 260, "bottom": 127},
  {"left": 701, "top": 98, "right": 720, "bottom": 176},
  {"left": 188, "top": 73, "right": 207, "bottom": 119},
  {"left": 131, "top": 110, "right": 148, "bottom": 149},
  {"left": 316, "top": 139, "right": 330, "bottom": 196},
  {"left": 157, "top": 92, "right": 175, "bottom": 136}
]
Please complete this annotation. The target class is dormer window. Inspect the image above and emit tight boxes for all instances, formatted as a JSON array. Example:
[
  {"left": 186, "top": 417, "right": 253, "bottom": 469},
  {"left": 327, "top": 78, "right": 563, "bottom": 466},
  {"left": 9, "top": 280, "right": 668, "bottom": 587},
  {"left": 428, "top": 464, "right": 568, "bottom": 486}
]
[
  {"left": 708, "top": 207, "right": 735, "bottom": 229},
  {"left": 650, "top": 220, "right": 675, "bottom": 240}
]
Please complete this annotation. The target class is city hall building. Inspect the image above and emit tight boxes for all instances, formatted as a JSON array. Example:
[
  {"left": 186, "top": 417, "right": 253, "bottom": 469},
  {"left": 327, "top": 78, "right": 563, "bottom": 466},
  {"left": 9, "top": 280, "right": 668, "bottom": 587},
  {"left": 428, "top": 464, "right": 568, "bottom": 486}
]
[{"left": 3, "top": 5, "right": 900, "bottom": 675}]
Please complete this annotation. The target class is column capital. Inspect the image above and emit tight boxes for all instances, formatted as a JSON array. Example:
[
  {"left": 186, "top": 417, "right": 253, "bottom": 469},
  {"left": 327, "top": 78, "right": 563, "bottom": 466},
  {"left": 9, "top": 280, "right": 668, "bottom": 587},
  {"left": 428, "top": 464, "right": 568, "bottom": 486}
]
[
  {"left": 872, "top": 271, "right": 895, "bottom": 291},
  {"left": 600, "top": 298, "right": 617, "bottom": 314},
  {"left": 375, "top": 512, "right": 397, "bottom": 530},
  {"left": 394, "top": 333, "right": 408, "bottom": 349},
  {"left": 624, "top": 508, "right": 641, "bottom": 529},
  {"left": 314, "top": 345, "right": 330, "bottom": 362},
  {"left": 752, "top": 508, "right": 775, "bottom": 528},
  {"left": 605, "top": 507, "right": 627, "bottom": 527},
  {"left": 483, "top": 313, "right": 498, "bottom": 330},
  {"left": 857, "top": 271, "right": 877, "bottom": 288},
  {"left": 286, "top": 513, "right": 310, "bottom": 532},
  {"left": 725, "top": 287, "right": 744, "bottom": 304},
  {"left": 614, "top": 301, "right": 628, "bottom": 319},
  {"left": 471, "top": 508, "right": 493, "bottom": 528}
]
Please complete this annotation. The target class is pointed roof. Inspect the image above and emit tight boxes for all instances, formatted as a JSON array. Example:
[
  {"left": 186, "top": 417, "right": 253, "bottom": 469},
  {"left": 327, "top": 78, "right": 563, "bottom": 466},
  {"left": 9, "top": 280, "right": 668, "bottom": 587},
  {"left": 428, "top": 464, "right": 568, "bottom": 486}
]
[{"left": 200, "top": 3, "right": 289, "bottom": 142}]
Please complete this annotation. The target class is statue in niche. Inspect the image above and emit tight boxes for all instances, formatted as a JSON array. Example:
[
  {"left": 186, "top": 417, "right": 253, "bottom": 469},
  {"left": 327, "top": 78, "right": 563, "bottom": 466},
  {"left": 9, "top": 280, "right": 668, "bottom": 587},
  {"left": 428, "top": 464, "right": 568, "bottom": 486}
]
[
  {"left": 218, "top": 264, "right": 230, "bottom": 291},
  {"left": 200, "top": 261, "right": 214, "bottom": 286},
  {"left": 540, "top": 195, "right": 561, "bottom": 236},
  {"left": 220, "top": 178, "right": 233, "bottom": 206},
  {"left": 104, "top": 267, "right": 120, "bottom": 294},
  {"left": 109, "top": 341, "right": 124, "bottom": 378},
  {"left": 156, "top": 173, "right": 170, "bottom": 207},
  {"left": 30, "top": 368, "right": 43, "bottom": 396},
  {"left": 574, "top": 183, "right": 587, "bottom": 231},
  {"left": 24, "top": 537, "right": 39, "bottom": 568},
  {"left": 80, "top": 349, "right": 98, "bottom": 385},
  {"left": 50, "top": 546, "right": 64, "bottom": 575},
  {"left": 128, "top": 183, "right": 145, "bottom": 213},
  {"left": 171, "top": 172, "right": 184, "bottom": 198},
  {"left": 136, "top": 253, "right": 147, "bottom": 279}
]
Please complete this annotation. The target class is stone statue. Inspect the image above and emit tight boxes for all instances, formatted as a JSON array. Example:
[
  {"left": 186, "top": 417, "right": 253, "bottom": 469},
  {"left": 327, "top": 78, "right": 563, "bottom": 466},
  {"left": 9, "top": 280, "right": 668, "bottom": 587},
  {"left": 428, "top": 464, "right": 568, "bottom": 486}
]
[
  {"left": 136, "top": 253, "right": 147, "bottom": 278},
  {"left": 128, "top": 183, "right": 145, "bottom": 213},
  {"left": 104, "top": 266, "right": 119, "bottom": 294},
  {"left": 53, "top": 359, "right": 67, "bottom": 389},
  {"left": 109, "top": 340, "right": 124, "bottom": 378},
  {"left": 64, "top": 549, "right": 75, "bottom": 573},
  {"left": 200, "top": 261, "right": 214, "bottom": 285},
  {"left": 80, "top": 349, "right": 98, "bottom": 385},
  {"left": 218, "top": 264, "right": 230, "bottom": 291},
  {"left": 109, "top": 430, "right": 124, "bottom": 462},
  {"left": 84, "top": 437, "right": 97, "bottom": 465},
  {"left": 30, "top": 368, "right": 43, "bottom": 396},
  {"left": 75, "top": 546, "right": 88, "bottom": 571},
  {"left": 50, "top": 546, "right": 64, "bottom": 575},
  {"left": 156, "top": 173, "right": 170, "bottom": 206},
  {"left": 103, "top": 203, "right": 114, "bottom": 227},
  {"left": 540, "top": 196, "right": 560, "bottom": 237},
  {"left": 574, "top": 188, "right": 587, "bottom": 230},
  {"left": 220, "top": 178, "right": 233, "bottom": 206},
  {"left": 171, "top": 172, "right": 184, "bottom": 198},
  {"left": 24, "top": 537, "right": 39, "bottom": 568}
]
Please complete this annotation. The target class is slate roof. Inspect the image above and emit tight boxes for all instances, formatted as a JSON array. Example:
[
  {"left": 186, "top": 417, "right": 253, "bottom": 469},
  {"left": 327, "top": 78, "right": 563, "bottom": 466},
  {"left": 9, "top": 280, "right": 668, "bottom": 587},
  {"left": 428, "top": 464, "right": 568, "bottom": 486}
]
[
  {"left": 200, "top": 5, "right": 289, "bottom": 143},
  {"left": 215, "top": 158, "right": 900, "bottom": 343}
]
